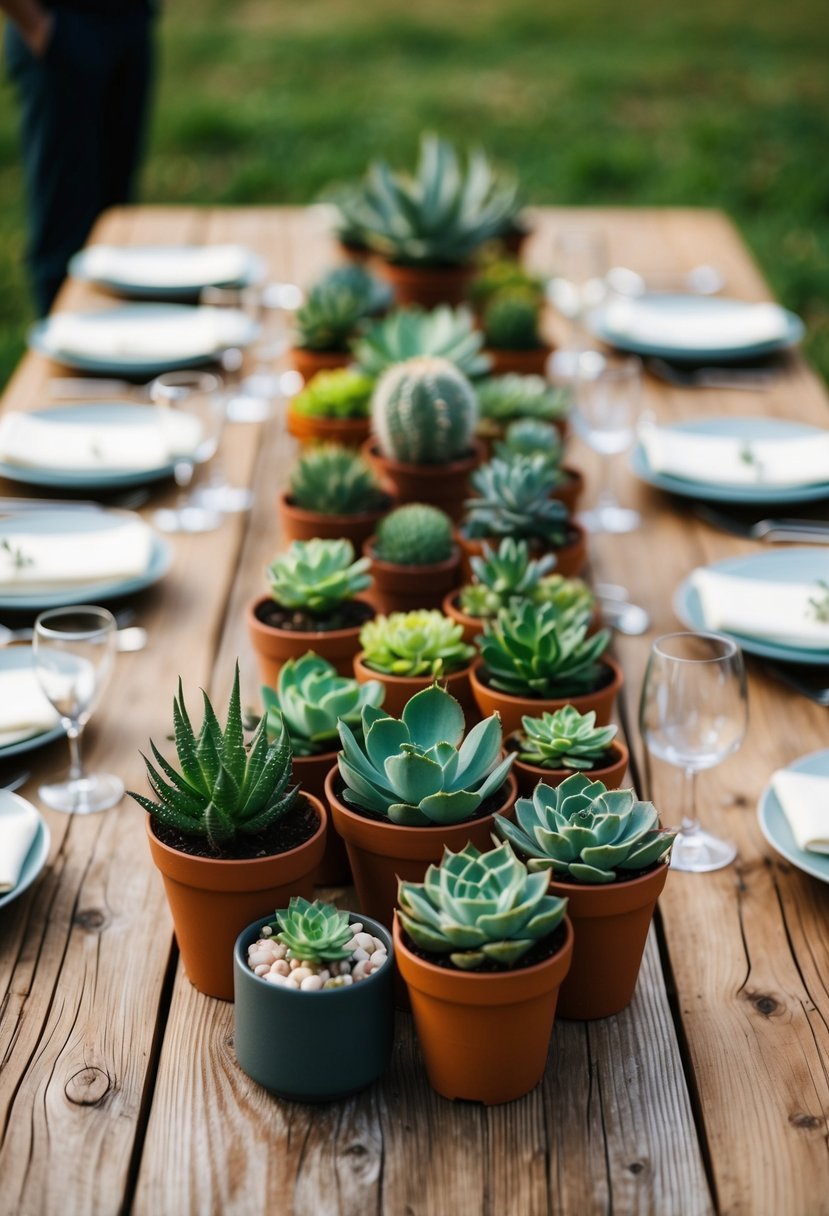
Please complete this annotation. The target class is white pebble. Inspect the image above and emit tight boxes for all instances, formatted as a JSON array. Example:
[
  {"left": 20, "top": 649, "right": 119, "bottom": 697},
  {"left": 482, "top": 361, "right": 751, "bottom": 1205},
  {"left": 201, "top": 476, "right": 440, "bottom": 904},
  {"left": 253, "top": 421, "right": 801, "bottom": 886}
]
[
  {"left": 340, "top": 974, "right": 353, "bottom": 986},
  {"left": 343, "top": 937, "right": 358, "bottom": 952},
  {"left": 272, "top": 943, "right": 287, "bottom": 960},
  {"left": 262, "top": 925, "right": 273, "bottom": 937},
  {"left": 349, "top": 922, "right": 363, "bottom": 935},
  {"left": 354, "top": 932, "right": 376, "bottom": 952},
  {"left": 254, "top": 964, "right": 270, "bottom": 977},
  {"left": 371, "top": 937, "right": 385, "bottom": 953},
  {"left": 353, "top": 947, "right": 370, "bottom": 963},
  {"left": 249, "top": 947, "right": 274, "bottom": 967},
  {"left": 318, "top": 970, "right": 330, "bottom": 983},
  {"left": 265, "top": 971, "right": 286, "bottom": 985},
  {"left": 270, "top": 960, "right": 290, "bottom": 977},
  {"left": 289, "top": 958, "right": 301, "bottom": 970},
  {"left": 292, "top": 966, "right": 313, "bottom": 984},
  {"left": 351, "top": 960, "right": 372, "bottom": 980},
  {"left": 369, "top": 949, "right": 386, "bottom": 968},
  {"left": 284, "top": 975, "right": 300, "bottom": 989},
  {"left": 301, "top": 975, "right": 324, "bottom": 992}
]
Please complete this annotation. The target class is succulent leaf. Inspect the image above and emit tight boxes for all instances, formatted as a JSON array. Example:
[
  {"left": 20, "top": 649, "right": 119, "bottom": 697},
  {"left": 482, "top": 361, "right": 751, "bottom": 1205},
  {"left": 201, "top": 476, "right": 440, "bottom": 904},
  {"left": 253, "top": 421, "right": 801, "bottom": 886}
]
[
  {"left": 267, "top": 538, "right": 372, "bottom": 616},
  {"left": 360, "top": 609, "right": 474, "bottom": 679}
]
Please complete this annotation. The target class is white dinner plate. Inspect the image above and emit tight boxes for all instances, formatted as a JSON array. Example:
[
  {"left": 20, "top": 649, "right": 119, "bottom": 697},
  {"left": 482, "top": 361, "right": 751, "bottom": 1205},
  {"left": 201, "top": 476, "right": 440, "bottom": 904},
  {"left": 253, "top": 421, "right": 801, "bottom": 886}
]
[{"left": 758, "top": 749, "right": 829, "bottom": 885}]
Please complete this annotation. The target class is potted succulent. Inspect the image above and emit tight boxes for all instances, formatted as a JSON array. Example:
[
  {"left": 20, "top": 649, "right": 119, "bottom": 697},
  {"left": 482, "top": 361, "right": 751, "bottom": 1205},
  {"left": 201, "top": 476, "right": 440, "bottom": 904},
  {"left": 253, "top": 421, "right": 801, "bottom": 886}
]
[
  {"left": 261, "top": 652, "right": 384, "bottom": 884},
  {"left": 494, "top": 418, "right": 584, "bottom": 512},
  {"left": 508, "top": 706, "right": 629, "bottom": 796},
  {"left": 494, "top": 775, "right": 676, "bottom": 1019},
  {"left": 459, "top": 454, "right": 588, "bottom": 578},
  {"left": 128, "top": 666, "right": 327, "bottom": 1000},
  {"left": 278, "top": 445, "right": 394, "bottom": 550},
  {"left": 247, "top": 538, "right": 374, "bottom": 683},
  {"left": 470, "top": 600, "right": 622, "bottom": 735},
  {"left": 286, "top": 367, "right": 375, "bottom": 448},
  {"left": 394, "top": 842, "right": 572, "bottom": 1104},
  {"left": 353, "top": 305, "right": 490, "bottom": 381},
  {"left": 234, "top": 897, "right": 394, "bottom": 1100},
  {"left": 365, "top": 355, "right": 484, "bottom": 521},
  {"left": 482, "top": 294, "right": 552, "bottom": 377},
  {"left": 289, "top": 272, "right": 371, "bottom": 381},
  {"left": 445, "top": 537, "right": 557, "bottom": 641},
  {"left": 324, "top": 684, "right": 517, "bottom": 927},
  {"left": 476, "top": 374, "right": 571, "bottom": 451},
  {"left": 364, "top": 503, "right": 460, "bottom": 615},
  {"left": 354, "top": 609, "right": 477, "bottom": 719}
]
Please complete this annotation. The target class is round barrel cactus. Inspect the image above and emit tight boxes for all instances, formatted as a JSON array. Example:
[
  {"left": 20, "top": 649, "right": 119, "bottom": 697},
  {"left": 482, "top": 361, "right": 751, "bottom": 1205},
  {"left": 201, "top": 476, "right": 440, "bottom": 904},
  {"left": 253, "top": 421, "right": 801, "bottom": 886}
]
[{"left": 372, "top": 355, "right": 478, "bottom": 465}]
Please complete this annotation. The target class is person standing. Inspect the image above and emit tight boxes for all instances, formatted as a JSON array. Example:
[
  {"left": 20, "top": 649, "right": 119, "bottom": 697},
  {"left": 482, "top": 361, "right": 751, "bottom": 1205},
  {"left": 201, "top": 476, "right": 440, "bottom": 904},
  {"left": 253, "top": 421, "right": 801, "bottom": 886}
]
[{"left": 2, "top": 0, "right": 155, "bottom": 316}]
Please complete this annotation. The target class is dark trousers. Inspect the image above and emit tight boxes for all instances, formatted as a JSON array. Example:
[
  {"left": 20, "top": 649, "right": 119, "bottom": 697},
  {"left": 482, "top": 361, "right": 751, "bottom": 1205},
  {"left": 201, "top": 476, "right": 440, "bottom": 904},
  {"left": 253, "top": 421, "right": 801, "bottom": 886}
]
[{"left": 5, "top": 7, "right": 154, "bottom": 316}]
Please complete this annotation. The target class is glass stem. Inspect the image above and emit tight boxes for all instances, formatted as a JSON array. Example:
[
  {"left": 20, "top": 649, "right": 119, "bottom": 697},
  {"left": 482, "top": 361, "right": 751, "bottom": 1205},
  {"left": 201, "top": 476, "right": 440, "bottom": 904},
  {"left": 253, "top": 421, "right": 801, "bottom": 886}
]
[
  {"left": 67, "top": 724, "right": 85, "bottom": 783},
  {"left": 682, "top": 768, "right": 700, "bottom": 835}
]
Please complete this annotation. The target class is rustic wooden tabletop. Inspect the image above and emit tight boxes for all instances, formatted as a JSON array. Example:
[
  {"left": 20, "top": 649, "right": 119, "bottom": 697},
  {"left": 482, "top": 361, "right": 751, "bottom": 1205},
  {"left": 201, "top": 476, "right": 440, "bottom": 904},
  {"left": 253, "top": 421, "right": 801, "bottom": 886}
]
[{"left": 0, "top": 206, "right": 827, "bottom": 1216}]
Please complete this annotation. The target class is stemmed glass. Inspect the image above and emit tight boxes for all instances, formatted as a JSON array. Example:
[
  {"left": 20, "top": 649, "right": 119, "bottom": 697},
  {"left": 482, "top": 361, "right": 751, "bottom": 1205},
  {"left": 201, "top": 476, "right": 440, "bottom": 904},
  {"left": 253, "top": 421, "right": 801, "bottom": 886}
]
[
  {"left": 33, "top": 606, "right": 123, "bottom": 815},
  {"left": 573, "top": 354, "right": 642, "bottom": 533},
  {"left": 152, "top": 370, "right": 223, "bottom": 533},
  {"left": 639, "top": 631, "right": 748, "bottom": 872},
  {"left": 548, "top": 226, "right": 608, "bottom": 380}
]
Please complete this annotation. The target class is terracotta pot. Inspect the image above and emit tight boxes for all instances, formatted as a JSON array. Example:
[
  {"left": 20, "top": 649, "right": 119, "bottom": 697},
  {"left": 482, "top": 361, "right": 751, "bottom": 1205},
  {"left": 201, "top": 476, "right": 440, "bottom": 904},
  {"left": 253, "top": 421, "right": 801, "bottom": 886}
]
[
  {"left": 278, "top": 492, "right": 393, "bottom": 550},
  {"left": 484, "top": 344, "right": 553, "bottom": 377},
  {"left": 247, "top": 595, "right": 371, "bottom": 683},
  {"left": 362, "top": 438, "right": 485, "bottom": 523},
  {"left": 325, "top": 768, "right": 517, "bottom": 929},
  {"left": 442, "top": 591, "right": 489, "bottom": 646},
  {"left": 394, "top": 912, "right": 573, "bottom": 1104},
  {"left": 291, "top": 751, "right": 350, "bottom": 886},
  {"left": 288, "top": 347, "right": 352, "bottom": 382},
  {"left": 457, "top": 522, "right": 588, "bottom": 580},
  {"left": 363, "top": 538, "right": 462, "bottom": 615},
  {"left": 551, "top": 467, "right": 585, "bottom": 514},
  {"left": 376, "top": 259, "right": 476, "bottom": 308},
  {"left": 286, "top": 403, "right": 371, "bottom": 449},
  {"left": 548, "top": 862, "right": 669, "bottom": 1020},
  {"left": 337, "top": 238, "right": 373, "bottom": 264},
  {"left": 469, "top": 655, "right": 624, "bottom": 736},
  {"left": 353, "top": 651, "right": 478, "bottom": 723},
  {"left": 146, "top": 796, "right": 327, "bottom": 1001},
  {"left": 508, "top": 738, "right": 630, "bottom": 798}
]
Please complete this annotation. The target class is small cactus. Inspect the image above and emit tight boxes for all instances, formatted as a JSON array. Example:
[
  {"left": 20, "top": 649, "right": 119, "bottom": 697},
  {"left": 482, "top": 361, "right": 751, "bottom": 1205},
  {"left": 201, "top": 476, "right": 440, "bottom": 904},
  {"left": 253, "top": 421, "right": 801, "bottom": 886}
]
[
  {"left": 372, "top": 355, "right": 478, "bottom": 465},
  {"left": 374, "top": 504, "right": 454, "bottom": 566}
]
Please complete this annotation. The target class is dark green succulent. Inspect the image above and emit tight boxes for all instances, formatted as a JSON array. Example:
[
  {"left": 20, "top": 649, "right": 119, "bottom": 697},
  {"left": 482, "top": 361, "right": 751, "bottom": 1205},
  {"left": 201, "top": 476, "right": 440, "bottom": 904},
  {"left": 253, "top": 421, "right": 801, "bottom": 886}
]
[
  {"left": 463, "top": 455, "right": 571, "bottom": 545},
  {"left": 294, "top": 277, "right": 369, "bottom": 352},
  {"left": 483, "top": 294, "right": 543, "bottom": 351},
  {"left": 458, "top": 538, "right": 556, "bottom": 618},
  {"left": 478, "top": 600, "right": 611, "bottom": 699},
  {"left": 289, "top": 445, "right": 387, "bottom": 516},
  {"left": 354, "top": 305, "right": 490, "bottom": 379},
  {"left": 470, "top": 257, "right": 545, "bottom": 311},
  {"left": 290, "top": 368, "right": 374, "bottom": 420},
  {"left": 516, "top": 706, "right": 618, "bottom": 771},
  {"left": 373, "top": 504, "right": 455, "bottom": 566}
]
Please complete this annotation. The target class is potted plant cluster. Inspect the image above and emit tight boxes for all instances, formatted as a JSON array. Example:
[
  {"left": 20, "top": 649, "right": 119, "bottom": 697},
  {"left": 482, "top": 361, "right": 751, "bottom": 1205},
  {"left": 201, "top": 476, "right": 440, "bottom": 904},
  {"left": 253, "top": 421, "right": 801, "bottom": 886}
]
[
  {"left": 234, "top": 896, "right": 394, "bottom": 1100},
  {"left": 472, "top": 258, "right": 552, "bottom": 377},
  {"left": 354, "top": 608, "right": 477, "bottom": 718},
  {"left": 494, "top": 418, "right": 585, "bottom": 512},
  {"left": 365, "top": 503, "right": 460, "bottom": 615},
  {"left": 475, "top": 374, "right": 571, "bottom": 452},
  {"left": 286, "top": 367, "right": 375, "bottom": 449},
  {"left": 353, "top": 305, "right": 491, "bottom": 381},
  {"left": 279, "top": 445, "right": 394, "bottom": 550},
  {"left": 129, "top": 666, "right": 327, "bottom": 1000},
  {"left": 289, "top": 267, "right": 380, "bottom": 381},
  {"left": 508, "top": 705, "right": 629, "bottom": 796},
  {"left": 495, "top": 775, "right": 676, "bottom": 1019}
]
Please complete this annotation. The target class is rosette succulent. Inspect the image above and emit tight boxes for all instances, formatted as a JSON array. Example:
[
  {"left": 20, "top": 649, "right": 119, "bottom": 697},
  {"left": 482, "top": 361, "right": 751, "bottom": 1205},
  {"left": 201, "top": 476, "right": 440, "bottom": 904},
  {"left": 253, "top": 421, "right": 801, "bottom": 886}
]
[
  {"left": 517, "top": 707, "right": 618, "bottom": 771},
  {"left": 495, "top": 774, "right": 677, "bottom": 883},
  {"left": 354, "top": 305, "right": 490, "bottom": 379},
  {"left": 397, "top": 842, "right": 567, "bottom": 969},
  {"left": 267, "top": 539, "right": 372, "bottom": 616},
  {"left": 337, "top": 683, "right": 514, "bottom": 826},
  {"left": 476, "top": 374, "right": 570, "bottom": 425},
  {"left": 373, "top": 504, "right": 455, "bottom": 566},
  {"left": 534, "top": 573, "right": 594, "bottom": 622},
  {"left": 289, "top": 446, "right": 387, "bottom": 517},
  {"left": 479, "top": 601, "right": 610, "bottom": 698},
  {"left": 462, "top": 455, "right": 570, "bottom": 545},
  {"left": 494, "top": 419, "right": 564, "bottom": 469},
  {"left": 268, "top": 897, "right": 355, "bottom": 964},
  {"left": 294, "top": 277, "right": 369, "bottom": 352},
  {"left": 262, "top": 652, "right": 384, "bottom": 756},
  {"left": 360, "top": 610, "right": 475, "bottom": 678},
  {"left": 290, "top": 368, "right": 374, "bottom": 420},
  {"left": 459, "top": 538, "right": 556, "bottom": 618}
]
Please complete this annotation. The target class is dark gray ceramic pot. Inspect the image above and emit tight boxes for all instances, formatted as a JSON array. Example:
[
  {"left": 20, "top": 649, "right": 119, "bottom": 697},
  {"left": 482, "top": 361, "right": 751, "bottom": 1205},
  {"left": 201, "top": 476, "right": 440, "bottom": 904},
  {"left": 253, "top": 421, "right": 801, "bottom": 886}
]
[{"left": 233, "top": 912, "right": 394, "bottom": 1102}]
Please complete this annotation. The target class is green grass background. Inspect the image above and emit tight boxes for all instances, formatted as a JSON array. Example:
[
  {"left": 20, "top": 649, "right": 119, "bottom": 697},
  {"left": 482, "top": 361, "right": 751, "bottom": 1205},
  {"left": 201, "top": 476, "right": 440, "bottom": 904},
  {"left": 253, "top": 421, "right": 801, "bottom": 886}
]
[{"left": 1, "top": 0, "right": 827, "bottom": 383}]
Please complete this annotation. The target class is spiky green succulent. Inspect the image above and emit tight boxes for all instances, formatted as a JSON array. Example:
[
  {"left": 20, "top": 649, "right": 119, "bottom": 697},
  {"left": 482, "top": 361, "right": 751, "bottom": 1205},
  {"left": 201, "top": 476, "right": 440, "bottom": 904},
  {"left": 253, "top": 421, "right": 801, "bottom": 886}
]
[
  {"left": 373, "top": 503, "right": 455, "bottom": 566},
  {"left": 354, "top": 306, "right": 490, "bottom": 379},
  {"left": 479, "top": 601, "right": 611, "bottom": 699},
  {"left": 290, "top": 368, "right": 374, "bottom": 420},
  {"left": 262, "top": 652, "right": 384, "bottom": 756},
  {"left": 517, "top": 707, "right": 618, "bottom": 771},
  {"left": 372, "top": 356, "right": 478, "bottom": 466},
  {"left": 289, "top": 446, "right": 387, "bottom": 517},
  {"left": 495, "top": 419, "right": 564, "bottom": 469},
  {"left": 337, "top": 683, "right": 513, "bottom": 826},
  {"left": 294, "top": 276, "right": 371, "bottom": 352},
  {"left": 458, "top": 538, "right": 556, "bottom": 618},
  {"left": 128, "top": 664, "right": 298, "bottom": 850},
  {"left": 495, "top": 774, "right": 676, "bottom": 883},
  {"left": 476, "top": 374, "right": 570, "bottom": 424},
  {"left": 267, "top": 539, "right": 372, "bottom": 615},
  {"left": 463, "top": 455, "right": 571, "bottom": 545},
  {"left": 269, "top": 897, "right": 355, "bottom": 964},
  {"left": 483, "top": 294, "right": 543, "bottom": 351},
  {"left": 397, "top": 842, "right": 567, "bottom": 969},
  {"left": 360, "top": 610, "right": 475, "bottom": 678}
]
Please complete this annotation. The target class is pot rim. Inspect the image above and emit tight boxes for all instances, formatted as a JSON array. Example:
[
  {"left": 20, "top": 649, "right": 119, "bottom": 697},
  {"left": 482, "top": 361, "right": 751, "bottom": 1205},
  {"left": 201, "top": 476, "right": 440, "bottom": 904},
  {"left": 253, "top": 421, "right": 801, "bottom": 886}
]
[
  {"left": 469, "top": 654, "right": 624, "bottom": 707},
  {"left": 363, "top": 538, "right": 461, "bottom": 577},
  {"left": 379, "top": 258, "right": 476, "bottom": 275},
  {"left": 545, "top": 858, "right": 670, "bottom": 895},
  {"left": 363, "top": 437, "right": 486, "bottom": 478},
  {"left": 484, "top": 341, "right": 554, "bottom": 357},
  {"left": 508, "top": 737, "right": 629, "bottom": 782},
  {"left": 354, "top": 651, "right": 475, "bottom": 687},
  {"left": 247, "top": 595, "right": 373, "bottom": 644}
]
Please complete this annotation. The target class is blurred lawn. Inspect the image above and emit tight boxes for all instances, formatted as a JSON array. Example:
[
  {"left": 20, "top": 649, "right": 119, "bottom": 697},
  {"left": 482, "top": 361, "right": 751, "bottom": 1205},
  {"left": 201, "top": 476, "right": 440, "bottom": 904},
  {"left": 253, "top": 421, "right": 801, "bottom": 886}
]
[{"left": 1, "top": 0, "right": 827, "bottom": 383}]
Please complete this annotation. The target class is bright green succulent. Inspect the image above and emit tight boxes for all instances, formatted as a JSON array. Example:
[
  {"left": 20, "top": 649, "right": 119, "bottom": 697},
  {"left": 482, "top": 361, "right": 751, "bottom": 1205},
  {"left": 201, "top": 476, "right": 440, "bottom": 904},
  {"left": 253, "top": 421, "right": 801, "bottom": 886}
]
[
  {"left": 458, "top": 538, "right": 556, "bottom": 618},
  {"left": 294, "top": 277, "right": 370, "bottom": 352},
  {"left": 262, "top": 652, "right": 384, "bottom": 756},
  {"left": 483, "top": 294, "right": 543, "bottom": 351},
  {"left": 267, "top": 539, "right": 372, "bottom": 615},
  {"left": 517, "top": 707, "right": 618, "bottom": 771},
  {"left": 534, "top": 573, "right": 594, "bottom": 622},
  {"left": 479, "top": 601, "right": 611, "bottom": 699},
  {"left": 128, "top": 664, "right": 298, "bottom": 850},
  {"left": 354, "top": 305, "right": 490, "bottom": 380},
  {"left": 463, "top": 455, "right": 571, "bottom": 545},
  {"left": 494, "top": 419, "right": 564, "bottom": 469},
  {"left": 360, "top": 610, "right": 475, "bottom": 678},
  {"left": 289, "top": 445, "right": 387, "bottom": 517},
  {"left": 470, "top": 257, "right": 545, "bottom": 311},
  {"left": 269, "top": 897, "right": 355, "bottom": 964},
  {"left": 373, "top": 504, "right": 455, "bottom": 566},
  {"left": 372, "top": 355, "right": 478, "bottom": 465},
  {"left": 476, "top": 374, "right": 570, "bottom": 424},
  {"left": 495, "top": 774, "right": 676, "bottom": 883},
  {"left": 290, "top": 368, "right": 375, "bottom": 420},
  {"left": 397, "top": 841, "right": 567, "bottom": 969},
  {"left": 337, "top": 683, "right": 514, "bottom": 826}
]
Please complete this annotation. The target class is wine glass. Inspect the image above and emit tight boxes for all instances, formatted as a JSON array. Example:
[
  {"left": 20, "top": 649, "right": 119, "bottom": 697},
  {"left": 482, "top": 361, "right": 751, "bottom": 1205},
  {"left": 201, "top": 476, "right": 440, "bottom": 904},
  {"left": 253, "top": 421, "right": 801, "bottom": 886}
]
[
  {"left": 152, "top": 370, "right": 223, "bottom": 533},
  {"left": 547, "top": 227, "right": 608, "bottom": 381},
  {"left": 573, "top": 354, "right": 642, "bottom": 533},
  {"left": 639, "top": 631, "right": 748, "bottom": 872},
  {"left": 202, "top": 282, "right": 301, "bottom": 419},
  {"left": 33, "top": 606, "right": 123, "bottom": 815}
]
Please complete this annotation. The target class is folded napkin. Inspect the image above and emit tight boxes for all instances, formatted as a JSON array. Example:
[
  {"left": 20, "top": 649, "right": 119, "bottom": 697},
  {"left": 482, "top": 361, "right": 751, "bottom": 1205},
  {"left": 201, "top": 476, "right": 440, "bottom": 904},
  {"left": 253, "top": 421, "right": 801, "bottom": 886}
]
[
  {"left": 0, "top": 792, "right": 41, "bottom": 893},
  {"left": 691, "top": 568, "right": 829, "bottom": 649},
  {"left": 603, "top": 298, "right": 790, "bottom": 350},
  {"left": 82, "top": 244, "right": 252, "bottom": 289},
  {"left": 0, "top": 666, "right": 60, "bottom": 746},
  {"left": 640, "top": 422, "right": 829, "bottom": 488},
  {"left": 45, "top": 307, "right": 250, "bottom": 363},
  {"left": 0, "top": 408, "right": 202, "bottom": 472},
  {"left": 0, "top": 517, "right": 154, "bottom": 590},
  {"left": 771, "top": 770, "right": 829, "bottom": 854}
]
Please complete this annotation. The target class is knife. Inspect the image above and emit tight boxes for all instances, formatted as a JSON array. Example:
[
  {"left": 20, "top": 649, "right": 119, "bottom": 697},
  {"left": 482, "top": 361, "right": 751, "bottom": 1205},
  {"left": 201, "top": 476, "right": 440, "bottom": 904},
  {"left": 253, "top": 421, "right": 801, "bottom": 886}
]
[{"left": 695, "top": 505, "right": 829, "bottom": 543}]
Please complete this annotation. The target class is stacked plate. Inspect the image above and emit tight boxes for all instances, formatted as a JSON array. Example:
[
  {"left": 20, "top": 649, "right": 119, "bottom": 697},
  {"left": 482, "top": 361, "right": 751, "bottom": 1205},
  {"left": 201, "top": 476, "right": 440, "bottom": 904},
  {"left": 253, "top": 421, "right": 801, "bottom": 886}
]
[{"left": 69, "top": 243, "right": 265, "bottom": 301}]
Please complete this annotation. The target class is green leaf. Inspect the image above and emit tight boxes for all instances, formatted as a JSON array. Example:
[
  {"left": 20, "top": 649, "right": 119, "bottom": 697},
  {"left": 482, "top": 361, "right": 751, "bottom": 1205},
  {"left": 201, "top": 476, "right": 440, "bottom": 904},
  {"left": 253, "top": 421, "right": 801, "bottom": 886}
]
[
  {"left": 418, "top": 788, "right": 481, "bottom": 824},
  {"left": 402, "top": 684, "right": 465, "bottom": 749},
  {"left": 385, "top": 749, "right": 445, "bottom": 804}
]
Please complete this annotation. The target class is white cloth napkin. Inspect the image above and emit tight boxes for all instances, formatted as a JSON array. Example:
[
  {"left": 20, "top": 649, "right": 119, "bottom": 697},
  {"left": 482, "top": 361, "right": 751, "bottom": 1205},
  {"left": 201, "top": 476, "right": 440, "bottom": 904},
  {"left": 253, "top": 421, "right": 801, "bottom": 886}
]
[
  {"left": 603, "top": 298, "right": 790, "bottom": 350},
  {"left": 0, "top": 518, "right": 155, "bottom": 589},
  {"left": 0, "top": 792, "right": 41, "bottom": 893},
  {"left": 691, "top": 568, "right": 829, "bottom": 649},
  {"left": 0, "top": 408, "right": 202, "bottom": 472},
  {"left": 45, "top": 307, "right": 250, "bottom": 362},
  {"left": 771, "top": 770, "right": 829, "bottom": 854},
  {"left": 0, "top": 666, "right": 60, "bottom": 745},
  {"left": 82, "top": 244, "right": 252, "bottom": 289},
  {"left": 639, "top": 422, "right": 829, "bottom": 488}
]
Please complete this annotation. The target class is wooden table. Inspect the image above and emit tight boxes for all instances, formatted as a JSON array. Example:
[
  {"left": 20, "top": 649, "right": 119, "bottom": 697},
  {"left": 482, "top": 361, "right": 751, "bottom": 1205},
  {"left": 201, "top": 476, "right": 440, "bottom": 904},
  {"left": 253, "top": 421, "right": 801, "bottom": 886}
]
[{"left": 0, "top": 206, "right": 827, "bottom": 1216}]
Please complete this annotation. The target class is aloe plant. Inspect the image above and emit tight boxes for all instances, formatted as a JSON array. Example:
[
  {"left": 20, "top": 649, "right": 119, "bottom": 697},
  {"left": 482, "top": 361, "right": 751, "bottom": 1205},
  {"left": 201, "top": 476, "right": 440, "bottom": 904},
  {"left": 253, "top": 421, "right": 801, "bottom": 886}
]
[
  {"left": 397, "top": 841, "right": 567, "bottom": 969},
  {"left": 337, "top": 683, "right": 513, "bottom": 826},
  {"left": 373, "top": 504, "right": 455, "bottom": 566},
  {"left": 494, "top": 774, "right": 676, "bottom": 883},
  {"left": 479, "top": 601, "right": 610, "bottom": 699},
  {"left": 267, "top": 539, "right": 372, "bottom": 616},
  {"left": 463, "top": 455, "right": 571, "bottom": 545},
  {"left": 262, "top": 652, "right": 384, "bottom": 756},
  {"left": 372, "top": 356, "right": 478, "bottom": 465},
  {"left": 517, "top": 707, "right": 618, "bottom": 770},
  {"left": 289, "top": 446, "right": 387, "bottom": 517},
  {"left": 360, "top": 610, "right": 474, "bottom": 678},
  {"left": 354, "top": 305, "right": 490, "bottom": 379}
]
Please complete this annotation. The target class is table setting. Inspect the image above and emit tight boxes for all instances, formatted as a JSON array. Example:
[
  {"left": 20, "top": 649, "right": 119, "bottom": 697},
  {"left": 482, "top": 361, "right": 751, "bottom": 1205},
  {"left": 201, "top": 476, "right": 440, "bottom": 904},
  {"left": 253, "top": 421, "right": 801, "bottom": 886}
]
[
  {"left": 0, "top": 787, "right": 50, "bottom": 910},
  {"left": 69, "top": 242, "right": 267, "bottom": 301}
]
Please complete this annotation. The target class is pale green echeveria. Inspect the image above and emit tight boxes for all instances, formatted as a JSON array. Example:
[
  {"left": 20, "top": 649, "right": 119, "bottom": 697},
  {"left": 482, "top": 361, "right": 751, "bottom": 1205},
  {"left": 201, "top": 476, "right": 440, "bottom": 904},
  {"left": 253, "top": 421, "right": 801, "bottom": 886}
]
[
  {"left": 494, "top": 773, "right": 676, "bottom": 884},
  {"left": 518, "top": 706, "right": 618, "bottom": 771},
  {"left": 262, "top": 651, "right": 384, "bottom": 756},
  {"left": 270, "top": 896, "right": 354, "bottom": 964},
  {"left": 397, "top": 841, "right": 567, "bottom": 970},
  {"left": 337, "top": 683, "right": 513, "bottom": 826}
]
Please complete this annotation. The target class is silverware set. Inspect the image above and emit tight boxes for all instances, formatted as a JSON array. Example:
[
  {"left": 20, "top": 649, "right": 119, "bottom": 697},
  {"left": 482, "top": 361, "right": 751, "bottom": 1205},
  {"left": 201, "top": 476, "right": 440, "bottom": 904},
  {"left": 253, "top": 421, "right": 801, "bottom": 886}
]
[{"left": 693, "top": 504, "right": 829, "bottom": 544}]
